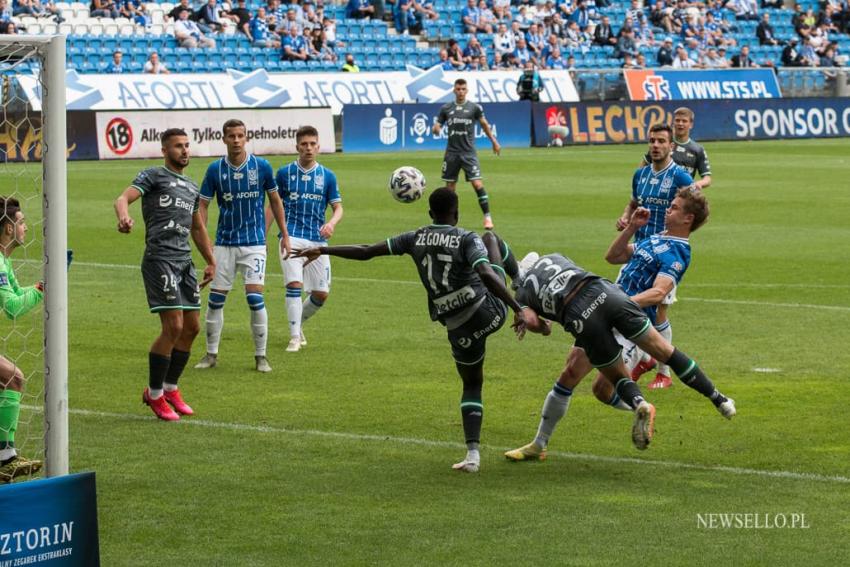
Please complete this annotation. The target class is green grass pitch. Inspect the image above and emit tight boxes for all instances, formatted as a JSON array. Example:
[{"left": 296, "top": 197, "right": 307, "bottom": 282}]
[{"left": 14, "top": 139, "right": 850, "bottom": 565}]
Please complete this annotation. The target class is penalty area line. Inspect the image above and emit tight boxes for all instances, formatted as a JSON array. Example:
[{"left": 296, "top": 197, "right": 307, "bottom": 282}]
[{"left": 25, "top": 405, "right": 850, "bottom": 485}]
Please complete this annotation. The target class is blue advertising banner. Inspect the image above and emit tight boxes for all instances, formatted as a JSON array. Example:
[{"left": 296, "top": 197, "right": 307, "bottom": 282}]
[
  {"left": 0, "top": 472, "right": 100, "bottom": 566},
  {"left": 532, "top": 98, "right": 850, "bottom": 146},
  {"left": 343, "top": 102, "right": 531, "bottom": 153},
  {"left": 624, "top": 69, "right": 782, "bottom": 101}
]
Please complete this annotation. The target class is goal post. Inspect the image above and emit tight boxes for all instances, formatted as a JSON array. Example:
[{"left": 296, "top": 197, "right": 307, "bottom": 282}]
[{"left": 0, "top": 35, "right": 68, "bottom": 478}]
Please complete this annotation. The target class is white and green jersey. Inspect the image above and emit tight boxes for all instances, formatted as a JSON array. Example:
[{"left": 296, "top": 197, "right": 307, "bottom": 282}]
[
  {"left": 130, "top": 166, "right": 201, "bottom": 260},
  {"left": 0, "top": 254, "right": 43, "bottom": 319}
]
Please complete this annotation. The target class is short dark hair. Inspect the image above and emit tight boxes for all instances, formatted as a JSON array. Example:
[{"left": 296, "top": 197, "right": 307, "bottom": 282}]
[
  {"left": 161, "top": 128, "right": 188, "bottom": 147},
  {"left": 222, "top": 119, "right": 246, "bottom": 135},
  {"left": 429, "top": 187, "right": 458, "bottom": 217},
  {"left": 0, "top": 197, "right": 21, "bottom": 231},
  {"left": 453, "top": 78, "right": 467, "bottom": 87},
  {"left": 676, "top": 185, "right": 709, "bottom": 231},
  {"left": 296, "top": 125, "right": 319, "bottom": 143},
  {"left": 649, "top": 123, "right": 673, "bottom": 141}
]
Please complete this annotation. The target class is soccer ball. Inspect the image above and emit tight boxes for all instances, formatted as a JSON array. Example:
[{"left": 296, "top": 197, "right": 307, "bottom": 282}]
[{"left": 388, "top": 166, "right": 426, "bottom": 203}]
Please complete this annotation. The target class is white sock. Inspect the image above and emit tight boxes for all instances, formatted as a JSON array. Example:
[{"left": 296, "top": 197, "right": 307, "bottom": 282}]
[
  {"left": 286, "top": 289, "right": 302, "bottom": 339},
  {"left": 149, "top": 388, "right": 164, "bottom": 399},
  {"left": 205, "top": 307, "right": 224, "bottom": 355},
  {"left": 466, "top": 449, "right": 480, "bottom": 463},
  {"left": 163, "top": 383, "right": 178, "bottom": 392},
  {"left": 251, "top": 307, "right": 268, "bottom": 356},
  {"left": 301, "top": 295, "right": 324, "bottom": 324},
  {"left": 533, "top": 385, "right": 572, "bottom": 449},
  {"left": 0, "top": 448, "right": 16, "bottom": 461},
  {"left": 657, "top": 322, "right": 673, "bottom": 376}
]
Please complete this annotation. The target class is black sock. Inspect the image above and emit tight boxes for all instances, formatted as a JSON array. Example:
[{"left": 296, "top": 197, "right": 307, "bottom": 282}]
[
  {"left": 666, "top": 348, "right": 722, "bottom": 403},
  {"left": 615, "top": 378, "right": 645, "bottom": 410},
  {"left": 474, "top": 187, "right": 490, "bottom": 215},
  {"left": 165, "top": 349, "right": 191, "bottom": 388},
  {"left": 460, "top": 393, "right": 483, "bottom": 447},
  {"left": 149, "top": 352, "right": 171, "bottom": 391}
]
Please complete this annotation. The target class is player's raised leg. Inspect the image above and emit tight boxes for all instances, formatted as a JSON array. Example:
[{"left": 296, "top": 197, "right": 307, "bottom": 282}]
[{"left": 635, "top": 326, "right": 736, "bottom": 419}]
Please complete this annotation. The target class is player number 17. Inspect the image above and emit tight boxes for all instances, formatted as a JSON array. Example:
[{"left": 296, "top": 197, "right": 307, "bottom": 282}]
[{"left": 421, "top": 253, "right": 453, "bottom": 293}]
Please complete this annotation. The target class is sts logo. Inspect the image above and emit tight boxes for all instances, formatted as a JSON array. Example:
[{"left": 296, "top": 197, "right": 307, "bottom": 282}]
[{"left": 642, "top": 75, "right": 672, "bottom": 101}]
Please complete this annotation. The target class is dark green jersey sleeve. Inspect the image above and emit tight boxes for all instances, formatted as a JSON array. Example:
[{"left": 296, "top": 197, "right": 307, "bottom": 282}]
[
  {"left": 0, "top": 255, "right": 43, "bottom": 319},
  {"left": 387, "top": 231, "right": 417, "bottom": 256}
]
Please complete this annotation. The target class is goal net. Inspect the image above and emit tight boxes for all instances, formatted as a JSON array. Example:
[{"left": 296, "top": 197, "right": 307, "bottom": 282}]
[{"left": 0, "top": 35, "right": 68, "bottom": 481}]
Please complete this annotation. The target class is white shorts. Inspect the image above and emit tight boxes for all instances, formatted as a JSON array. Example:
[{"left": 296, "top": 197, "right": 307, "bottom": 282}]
[
  {"left": 281, "top": 236, "right": 331, "bottom": 293},
  {"left": 211, "top": 245, "right": 267, "bottom": 290},
  {"left": 662, "top": 285, "right": 677, "bottom": 306},
  {"left": 614, "top": 331, "right": 643, "bottom": 374}
]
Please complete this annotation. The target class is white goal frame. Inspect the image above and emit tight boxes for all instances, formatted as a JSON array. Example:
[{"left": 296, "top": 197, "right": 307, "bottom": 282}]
[{"left": 0, "top": 35, "right": 68, "bottom": 477}]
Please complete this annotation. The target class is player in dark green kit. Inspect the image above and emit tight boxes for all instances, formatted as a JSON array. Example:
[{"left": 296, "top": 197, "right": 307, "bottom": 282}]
[
  {"left": 294, "top": 188, "right": 525, "bottom": 473},
  {"left": 114, "top": 128, "right": 216, "bottom": 422},
  {"left": 433, "top": 79, "right": 502, "bottom": 230}
]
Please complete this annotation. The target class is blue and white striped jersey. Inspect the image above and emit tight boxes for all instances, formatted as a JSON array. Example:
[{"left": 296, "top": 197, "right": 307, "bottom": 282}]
[
  {"left": 631, "top": 161, "right": 693, "bottom": 242},
  {"left": 200, "top": 154, "right": 277, "bottom": 247},
  {"left": 616, "top": 234, "right": 691, "bottom": 325},
  {"left": 276, "top": 161, "right": 341, "bottom": 243}
]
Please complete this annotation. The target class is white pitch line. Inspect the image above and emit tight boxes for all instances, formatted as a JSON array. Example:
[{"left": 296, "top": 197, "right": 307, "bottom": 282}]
[
  {"left": 70, "top": 261, "right": 850, "bottom": 313},
  {"left": 23, "top": 405, "right": 850, "bottom": 485}
]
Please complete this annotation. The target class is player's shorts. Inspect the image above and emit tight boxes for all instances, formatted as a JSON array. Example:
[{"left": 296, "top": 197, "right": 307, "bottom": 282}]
[
  {"left": 560, "top": 279, "right": 651, "bottom": 369},
  {"left": 211, "top": 245, "right": 267, "bottom": 290},
  {"left": 447, "top": 293, "right": 507, "bottom": 366},
  {"left": 441, "top": 152, "right": 482, "bottom": 183},
  {"left": 141, "top": 256, "right": 201, "bottom": 313},
  {"left": 281, "top": 236, "right": 330, "bottom": 293}
]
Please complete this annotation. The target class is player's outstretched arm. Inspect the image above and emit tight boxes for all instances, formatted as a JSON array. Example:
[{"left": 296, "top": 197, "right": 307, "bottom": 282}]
[
  {"left": 606, "top": 207, "right": 648, "bottom": 264},
  {"left": 694, "top": 175, "right": 712, "bottom": 190},
  {"left": 475, "top": 262, "right": 523, "bottom": 314},
  {"left": 513, "top": 307, "right": 550, "bottom": 340},
  {"left": 268, "top": 192, "right": 291, "bottom": 259},
  {"left": 191, "top": 211, "right": 216, "bottom": 288},
  {"left": 630, "top": 275, "right": 675, "bottom": 308},
  {"left": 293, "top": 241, "right": 391, "bottom": 265},
  {"left": 114, "top": 187, "right": 141, "bottom": 233},
  {"left": 616, "top": 198, "right": 639, "bottom": 232}
]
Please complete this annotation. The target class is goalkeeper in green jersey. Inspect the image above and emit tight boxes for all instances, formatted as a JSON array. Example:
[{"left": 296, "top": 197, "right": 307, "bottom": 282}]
[{"left": 0, "top": 197, "right": 44, "bottom": 483}]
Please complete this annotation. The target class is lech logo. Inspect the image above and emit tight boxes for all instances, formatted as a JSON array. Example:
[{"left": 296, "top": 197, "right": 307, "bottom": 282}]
[
  {"left": 379, "top": 108, "right": 398, "bottom": 145},
  {"left": 410, "top": 113, "right": 430, "bottom": 144}
]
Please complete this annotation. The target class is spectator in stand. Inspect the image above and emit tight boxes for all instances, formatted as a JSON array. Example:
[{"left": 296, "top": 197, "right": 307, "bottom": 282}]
[
  {"left": 282, "top": 23, "right": 308, "bottom": 60},
  {"left": 702, "top": 46, "right": 728, "bottom": 67},
  {"left": 715, "top": 46, "right": 730, "bottom": 67},
  {"left": 0, "top": 0, "right": 11, "bottom": 21},
  {"left": 121, "top": 0, "right": 149, "bottom": 27},
  {"left": 799, "top": 36, "right": 820, "bottom": 66},
  {"left": 0, "top": 20, "right": 15, "bottom": 33},
  {"left": 622, "top": 52, "right": 638, "bottom": 68},
  {"left": 514, "top": 36, "right": 536, "bottom": 66},
  {"left": 312, "top": 28, "right": 337, "bottom": 61},
  {"left": 107, "top": 50, "right": 124, "bottom": 73},
  {"left": 809, "top": 22, "right": 830, "bottom": 54},
  {"left": 616, "top": 27, "right": 638, "bottom": 58},
  {"left": 730, "top": 0, "right": 759, "bottom": 21},
  {"left": 322, "top": 16, "right": 340, "bottom": 48},
  {"left": 174, "top": 8, "right": 216, "bottom": 48},
  {"left": 669, "top": 0, "right": 688, "bottom": 33},
  {"left": 762, "top": 0, "right": 783, "bottom": 9},
  {"left": 526, "top": 22, "right": 546, "bottom": 57},
  {"left": 478, "top": 0, "right": 496, "bottom": 31},
  {"left": 657, "top": 36, "right": 674, "bottom": 66},
  {"left": 649, "top": 0, "right": 673, "bottom": 34},
  {"left": 633, "top": 13, "right": 655, "bottom": 48},
  {"left": 563, "top": 19, "right": 581, "bottom": 49},
  {"left": 341, "top": 52, "right": 359, "bottom": 71},
  {"left": 222, "top": 0, "right": 251, "bottom": 37},
  {"left": 549, "top": 12, "right": 566, "bottom": 37},
  {"left": 781, "top": 38, "right": 806, "bottom": 66},
  {"left": 168, "top": 0, "right": 190, "bottom": 21},
  {"left": 672, "top": 44, "right": 696, "bottom": 67},
  {"left": 463, "top": 35, "right": 485, "bottom": 66},
  {"left": 144, "top": 51, "right": 170, "bottom": 74},
  {"left": 594, "top": 15, "right": 616, "bottom": 46},
  {"left": 516, "top": 5, "right": 534, "bottom": 31},
  {"left": 437, "top": 49, "right": 454, "bottom": 70},
  {"left": 345, "top": 0, "right": 373, "bottom": 20},
  {"left": 510, "top": 19, "right": 525, "bottom": 44},
  {"left": 540, "top": 33, "right": 561, "bottom": 61},
  {"left": 281, "top": 8, "right": 302, "bottom": 33},
  {"left": 301, "top": 26, "right": 321, "bottom": 58},
  {"left": 414, "top": 0, "right": 438, "bottom": 24},
  {"left": 635, "top": 52, "right": 647, "bottom": 68},
  {"left": 492, "top": 0, "right": 510, "bottom": 22},
  {"left": 447, "top": 38, "right": 466, "bottom": 70},
  {"left": 494, "top": 22, "right": 516, "bottom": 58},
  {"left": 819, "top": 43, "right": 840, "bottom": 74},
  {"left": 557, "top": 0, "right": 574, "bottom": 19},
  {"left": 625, "top": 0, "right": 643, "bottom": 23},
  {"left": 251, "top": 7, "right": 280, "bottom": 47},
  {"left": 393, "top": 0, "right": 415, "bottom": 35},
  {"left": 194, "top": 0, "right": 223, "bottom": 33},
  {"left": 756, "top": 12, "right": 779, "bottom": 46},
  {"left": 570, "top": 0, "right": 590, "bottom": 30},
  {"left": 731, "top": 44, "right": 758, "bottom": 67},
  {"left": 90, "top": 0, "right": 120, "bottom": 18},
  {"left": 546, "top": 47, "right": 568, "bottom": 68}
]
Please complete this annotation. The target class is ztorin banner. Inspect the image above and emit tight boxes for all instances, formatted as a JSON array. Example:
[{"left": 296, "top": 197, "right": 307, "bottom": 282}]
[
  {"left": 18, "top": 67, "right": 578, "bottom": 114},
  {"left": 95, "top": 108, "right": 334, "bottom": 159},
  {"left": 533, "top": 98, "right": 850, "bottom": 146},
  {"left": 342, "top": 102, "right": 531, "bottom": 153},
  {"left": 624, "top": 68, "right": 781, "bottom": 101},
  {"left": 0, "top": 472, "right": 100, "bottom": 566}
]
